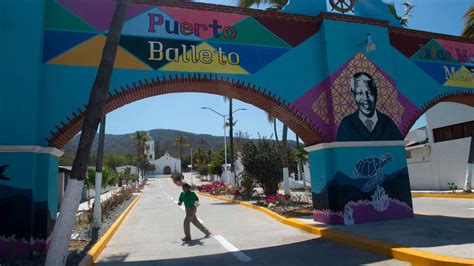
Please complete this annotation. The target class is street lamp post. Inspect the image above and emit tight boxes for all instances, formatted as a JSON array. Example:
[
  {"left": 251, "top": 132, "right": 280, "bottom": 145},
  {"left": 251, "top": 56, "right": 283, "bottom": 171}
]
[
  {"left": 190, "top": 147, "right": 193, "bottom": 187},
  {"left": 201, "top": 107, "right": 246, "bottom": 184}
]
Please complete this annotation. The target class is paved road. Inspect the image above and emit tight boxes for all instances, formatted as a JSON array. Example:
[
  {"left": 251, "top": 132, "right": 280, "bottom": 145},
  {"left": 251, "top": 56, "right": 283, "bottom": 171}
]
[
  {"left": 413, "top": 197, "right": 474, "bottom": 218},
  {"left": 96, "top": 176, "right": 407, "bottom": 265}
]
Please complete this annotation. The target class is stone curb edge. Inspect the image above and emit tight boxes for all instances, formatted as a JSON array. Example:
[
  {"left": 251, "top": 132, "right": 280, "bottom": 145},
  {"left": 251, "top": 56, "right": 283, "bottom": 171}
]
[
  {"left": 198, "top": 192, "right": 474, "bottom": 266},
  {"left": 78, "top": 192, "right": 143, "bottom": 266},
  {"left": 412, "top": 193, "right": 474, "bottom": 199}
]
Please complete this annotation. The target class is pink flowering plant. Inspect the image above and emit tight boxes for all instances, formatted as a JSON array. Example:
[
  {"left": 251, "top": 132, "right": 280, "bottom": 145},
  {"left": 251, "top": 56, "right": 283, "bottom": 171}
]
[{"left": 264, "top": 194, "right": 291, "bottom": 207}]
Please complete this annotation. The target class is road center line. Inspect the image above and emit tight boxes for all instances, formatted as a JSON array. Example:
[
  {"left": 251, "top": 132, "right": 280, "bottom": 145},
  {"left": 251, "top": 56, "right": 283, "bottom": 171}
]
[{"left": 213, "top": 235, "right": 252, "bottom": 262}]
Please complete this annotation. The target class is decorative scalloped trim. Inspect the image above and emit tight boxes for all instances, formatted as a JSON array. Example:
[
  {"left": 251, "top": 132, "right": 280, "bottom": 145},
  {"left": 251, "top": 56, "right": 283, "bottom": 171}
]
[
  {"left": 46, "top": 74, "right": 324, "bottom": 148},
  {"left": 402, "top": 91, "right": 474, "bottom": 136}
]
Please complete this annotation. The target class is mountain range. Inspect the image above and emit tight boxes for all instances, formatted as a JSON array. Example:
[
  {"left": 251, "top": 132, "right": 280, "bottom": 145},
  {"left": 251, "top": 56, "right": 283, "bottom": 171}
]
[{"left": 62, "top": 128, "right": 297, "bottom": 158}]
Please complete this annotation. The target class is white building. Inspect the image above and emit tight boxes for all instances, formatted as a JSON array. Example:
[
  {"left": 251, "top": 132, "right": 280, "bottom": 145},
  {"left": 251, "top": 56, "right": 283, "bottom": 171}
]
[
  {"left": 144, "top": 138, "right": 155, "bottom": 161},
  {"left": 148, "top": 152, "right": 181, "bottom": 175},
  {"left": 116, "top": 165, "right": 139, "bottom": 175},
  {"left": 406, "top": 102, "right": 473, "bottom": 190}
]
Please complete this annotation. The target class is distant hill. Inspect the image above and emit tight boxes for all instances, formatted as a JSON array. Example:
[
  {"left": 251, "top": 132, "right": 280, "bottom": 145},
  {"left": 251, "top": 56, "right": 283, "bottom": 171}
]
[{"left": 62, "top": 129, "right": 297, "bottom": 158}]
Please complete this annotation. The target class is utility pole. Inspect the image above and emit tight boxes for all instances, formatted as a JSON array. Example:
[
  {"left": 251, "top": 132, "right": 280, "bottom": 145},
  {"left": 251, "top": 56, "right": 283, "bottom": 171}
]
[
  {"left": 190, "top": 147, "right": 193, "bottom": 187},
  {"left": 92, "top": 114, "right": 106, "bottom": 240}
]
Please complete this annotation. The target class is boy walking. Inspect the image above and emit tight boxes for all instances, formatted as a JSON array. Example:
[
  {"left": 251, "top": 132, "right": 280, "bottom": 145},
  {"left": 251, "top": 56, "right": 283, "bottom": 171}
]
[{"left": 178, "top": 183, "right": 211, "bottom": 241}]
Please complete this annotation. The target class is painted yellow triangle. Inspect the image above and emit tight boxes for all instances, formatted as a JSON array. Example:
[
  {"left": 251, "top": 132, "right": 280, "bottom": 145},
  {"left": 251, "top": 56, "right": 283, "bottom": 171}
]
[
  {"left": 160, "top": 43, "right": 249, "bottom": 74},
  {"left": 444, "top": 66, "right": 474, "bottom": 88},
  {"left": 49, "top": 35, "right": 151, "bottom": 70}
]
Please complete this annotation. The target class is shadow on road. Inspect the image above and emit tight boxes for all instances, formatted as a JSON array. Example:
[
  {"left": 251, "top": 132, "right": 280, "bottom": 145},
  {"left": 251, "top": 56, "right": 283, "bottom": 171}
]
[{"left": 96, "top": 238, "right": 405, "bottom": 265}]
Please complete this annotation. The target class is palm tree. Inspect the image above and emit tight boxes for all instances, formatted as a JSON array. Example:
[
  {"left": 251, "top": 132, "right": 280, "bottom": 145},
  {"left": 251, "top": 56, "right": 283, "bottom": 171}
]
[
  {"left": 174, "top": 135, "right": 190, "bottom": 169},
  {"left": 295, "top": 141, "right": 308, "bottom": 187},
  {"left": 462, "top": 5, "right": 473, "bottom": 192},
  {"left": 239, "top": 0, "right": 288, "bottom": 10},
  {"left": 462, "top": 4, "right": 474, "bottom": 39},
  {"left": 267, "top": 113, "right": 280, "bottom": 144},
  {"left": 46, "top": 0, "right": 129, "bottom": 264},
  {"left": 132, "top": 131, "right": 150, "bottom": 178},
  {"left": 266, "top": 112, "right": 290, "bottom": 194}
]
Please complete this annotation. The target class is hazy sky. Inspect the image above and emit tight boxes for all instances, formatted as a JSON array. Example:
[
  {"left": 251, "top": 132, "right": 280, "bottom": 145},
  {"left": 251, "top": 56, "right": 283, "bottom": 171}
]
[{"left": 105, "top": 0, "right": 471, "bottom": 142}]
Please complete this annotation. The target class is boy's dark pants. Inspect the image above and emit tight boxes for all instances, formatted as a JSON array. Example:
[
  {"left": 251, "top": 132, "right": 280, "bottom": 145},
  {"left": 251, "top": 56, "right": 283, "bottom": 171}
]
[{"left": 184, "top": 205, "right": 209, "bottom": 238}]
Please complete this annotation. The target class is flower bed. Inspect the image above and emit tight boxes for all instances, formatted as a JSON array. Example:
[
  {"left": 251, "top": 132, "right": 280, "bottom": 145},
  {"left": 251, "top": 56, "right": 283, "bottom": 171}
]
[
  {"left": 194, "top": 181, "right": 240, "bottom": 196},
  {"left": 198, "top": 186, "right": 314, "bottom": 218}
]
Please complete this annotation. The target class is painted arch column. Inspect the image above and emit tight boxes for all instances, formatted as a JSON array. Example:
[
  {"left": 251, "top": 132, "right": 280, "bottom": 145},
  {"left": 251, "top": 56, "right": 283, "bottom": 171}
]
[
  {"left": 306, "top": 141, "right": 414, "bottom": 225},
  {"left": 0, "top": 146, "right": 62, "bottom": 239}
]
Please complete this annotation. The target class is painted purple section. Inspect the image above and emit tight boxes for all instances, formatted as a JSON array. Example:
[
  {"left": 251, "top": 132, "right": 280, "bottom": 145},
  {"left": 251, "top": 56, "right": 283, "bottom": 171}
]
[
  {"left": 313, "top": 198, "right": 414, "bottom": 225},
  {"left": 290, "top": 79, "right": 331, "bottom": 140},
  {"left": 313, "top": 209, "right": 344, "bottom": 224},
  {"left": 0, "top": 238, "right": 48, "bottom": 257},
  {"left": 58, "top": 0, "right": 154, "bottom": 32},
  {"left": 291, "top": 55, "right": 419, "bottom": 141}
]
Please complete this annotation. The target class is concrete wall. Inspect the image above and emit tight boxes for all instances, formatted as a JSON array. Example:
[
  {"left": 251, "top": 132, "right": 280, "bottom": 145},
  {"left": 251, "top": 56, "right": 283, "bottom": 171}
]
[{"left": 408, "top": 102, "right": 473, "bottom": 190}]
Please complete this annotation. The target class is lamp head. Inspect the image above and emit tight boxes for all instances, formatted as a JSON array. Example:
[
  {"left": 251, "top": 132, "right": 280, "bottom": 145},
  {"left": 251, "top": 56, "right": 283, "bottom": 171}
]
[{"left": 365, "top": 33, "right": 376, "bottom": 53}]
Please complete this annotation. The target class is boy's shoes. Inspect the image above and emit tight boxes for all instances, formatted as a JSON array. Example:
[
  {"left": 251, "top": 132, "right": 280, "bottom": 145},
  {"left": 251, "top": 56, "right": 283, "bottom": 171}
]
[
  {"left": 181, "top": 237, "right": 191, "bottom": 241},
  {"left": 204, "top": 232, "right": 211, "bottom": 238}
]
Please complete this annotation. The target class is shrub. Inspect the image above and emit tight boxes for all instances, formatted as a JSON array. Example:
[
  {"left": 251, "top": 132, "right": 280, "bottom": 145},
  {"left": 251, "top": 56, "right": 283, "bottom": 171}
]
[
  {"left": 241, "top": 138, "right": 282, "bottom": 196},
  {"left": 448, "top": 182, "right": 458, "bottom": 193},
  {"left": 197, "top": 165, "right": 209, "bottom": 177},
  {"left": 171, "top": 172, "right": 184, "bottom": 185},
  {"left": 240, "top": 173, "right": 255, "bottom": 199}
]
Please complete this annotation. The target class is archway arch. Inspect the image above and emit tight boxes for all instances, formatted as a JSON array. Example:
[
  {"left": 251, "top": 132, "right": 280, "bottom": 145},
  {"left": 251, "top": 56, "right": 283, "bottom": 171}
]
[
  {"left": 46, "top": 74, "right": 324, "bottom": 148},
  {"left": 403, "top": 93, "right": 474, "bottom": 136}
]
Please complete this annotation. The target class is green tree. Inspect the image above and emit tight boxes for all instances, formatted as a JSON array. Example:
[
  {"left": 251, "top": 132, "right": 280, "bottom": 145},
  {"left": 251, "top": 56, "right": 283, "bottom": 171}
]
[
  {"left": 85, "top": 167, "right": 119, "bottom": 208},
  {"left": 120, "top": 167, "right": 138, "bottom": 185},
  {"left": 46, "top": 1, "right": 130, "bottom": 264},
  {"left": 241, "top": 138, "right": 282, "bottom": 195},
  {"left": 174, "top": 135, "right": 190, "bottom": 168}
]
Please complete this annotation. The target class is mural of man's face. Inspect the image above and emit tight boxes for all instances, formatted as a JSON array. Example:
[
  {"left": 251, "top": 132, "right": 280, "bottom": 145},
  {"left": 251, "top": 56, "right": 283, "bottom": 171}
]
[{"left": 353, "top": 79, "right": 376, "bottom": 117}]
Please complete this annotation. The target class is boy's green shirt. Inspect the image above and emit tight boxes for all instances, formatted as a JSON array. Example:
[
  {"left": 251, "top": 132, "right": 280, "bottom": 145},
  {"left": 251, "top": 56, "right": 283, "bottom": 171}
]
[{"left": 179, "top": 190, "right": 199, "bottom": 207}]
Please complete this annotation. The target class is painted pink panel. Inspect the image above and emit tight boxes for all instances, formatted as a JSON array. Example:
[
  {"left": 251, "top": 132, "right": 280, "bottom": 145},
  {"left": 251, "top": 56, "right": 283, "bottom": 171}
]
[
  {"left": 58, "top": 0, "right": 154, "bottom": 32},
  {"left": 436, "top": 39, "right": 474, "bottom": 64},
  {"left": 159, "top": 6, "right": 247, "bottom": 40}
]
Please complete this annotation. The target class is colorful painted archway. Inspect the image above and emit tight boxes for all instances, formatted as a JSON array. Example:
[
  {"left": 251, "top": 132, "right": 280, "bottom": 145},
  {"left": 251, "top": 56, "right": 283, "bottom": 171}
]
[{"left": 1, "top": 0, "right": 473, "bottom": 239}]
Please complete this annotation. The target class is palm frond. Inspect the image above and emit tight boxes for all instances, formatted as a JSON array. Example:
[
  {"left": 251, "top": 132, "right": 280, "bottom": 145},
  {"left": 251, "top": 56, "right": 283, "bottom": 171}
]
[{"left": 462, "top": 5, "right": 474, "bottom": 39}]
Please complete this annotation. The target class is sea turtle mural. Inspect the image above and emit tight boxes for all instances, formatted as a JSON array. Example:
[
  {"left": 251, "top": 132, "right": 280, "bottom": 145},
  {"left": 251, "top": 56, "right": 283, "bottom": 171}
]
[{"left": 354, "top": 153, "right": 392, "bottom": 192}]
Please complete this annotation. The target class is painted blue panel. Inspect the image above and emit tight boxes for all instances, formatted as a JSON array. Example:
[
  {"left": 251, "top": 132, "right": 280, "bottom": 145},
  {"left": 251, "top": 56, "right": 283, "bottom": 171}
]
[
  {"left": 281, "top": 0, "right": 327, "bottom": 16},
  {"left": 322, "top": 20, "right": 396, "bottom": 78},
  {"left": 247, "top": 32, "right": 328, "bottom": 103},
  {"left": 309, "top": 145, "right": 408, "bottom": 194},
  {"left": 0, "top": 0, "right": 44, "bottom": 145},
  {"left": 208, "top": 42, "right": 290, "bottom": 74},
  {"left": 413, "top": 61, "right": 461, "bottom": 85},
  {"left": 42, "top": 30, "right": 97, "bottom": 62},
  {"left": 390, "top": 48, "right": 446, "bottom": 107}
]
